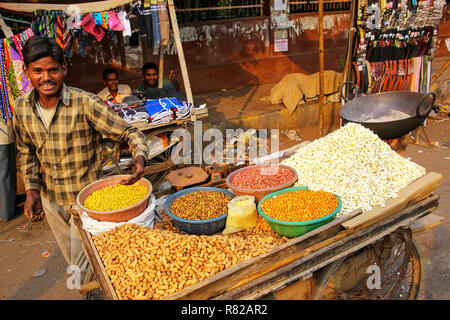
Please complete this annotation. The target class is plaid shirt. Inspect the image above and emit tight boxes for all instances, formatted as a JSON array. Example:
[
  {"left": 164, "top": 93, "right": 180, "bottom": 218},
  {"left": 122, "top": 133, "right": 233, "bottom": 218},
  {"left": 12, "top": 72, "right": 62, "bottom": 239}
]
[{"left": 13, "top": 84, "right": 149, "bottom": 206}]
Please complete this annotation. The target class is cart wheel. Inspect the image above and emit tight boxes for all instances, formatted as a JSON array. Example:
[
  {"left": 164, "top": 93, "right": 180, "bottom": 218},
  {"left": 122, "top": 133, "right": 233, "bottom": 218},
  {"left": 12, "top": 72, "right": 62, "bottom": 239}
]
[
  {"left": 101, "top": 140, "right": 125, "bottom": 177},
  {"left": 145, "top": 126, "right": 203, "bottom": 190},
  {"left": 310, "top": 229, "right": 421, "bottom": 300}
]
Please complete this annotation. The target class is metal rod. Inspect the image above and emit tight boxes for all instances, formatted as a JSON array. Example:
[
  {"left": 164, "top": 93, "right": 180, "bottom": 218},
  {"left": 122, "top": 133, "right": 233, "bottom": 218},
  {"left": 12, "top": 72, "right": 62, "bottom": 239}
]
[
  {"left": 175, "top": 4, "right": 263, "bottom": 12},
  {"left": 0, "top": 13, "right": 31, "bottom": 25},
  {"left": 318, "top": 0, "right": 325, "bottom": 137}
]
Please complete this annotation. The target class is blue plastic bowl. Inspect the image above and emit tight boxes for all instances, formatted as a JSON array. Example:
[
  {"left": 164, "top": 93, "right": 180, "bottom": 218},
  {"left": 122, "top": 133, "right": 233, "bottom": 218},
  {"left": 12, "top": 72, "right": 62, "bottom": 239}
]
[
  {"left": 164, "top": 187, "right": 234, "bottom": 235},
  {"left": 257, "top": 186, "right": 342, "bottom": 238}
]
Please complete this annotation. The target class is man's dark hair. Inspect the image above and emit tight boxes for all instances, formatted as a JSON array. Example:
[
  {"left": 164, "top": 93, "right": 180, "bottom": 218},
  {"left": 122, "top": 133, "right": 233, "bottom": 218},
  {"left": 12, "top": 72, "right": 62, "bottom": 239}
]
[
  {"left": 142, "top": 62, "right": 158, "bottom": 75},
  {"left": 103, "top": 68, "right": 118, "bottom": 80},
  {"left": 22, "top": 36, "right": 65, "bottom": 67}
]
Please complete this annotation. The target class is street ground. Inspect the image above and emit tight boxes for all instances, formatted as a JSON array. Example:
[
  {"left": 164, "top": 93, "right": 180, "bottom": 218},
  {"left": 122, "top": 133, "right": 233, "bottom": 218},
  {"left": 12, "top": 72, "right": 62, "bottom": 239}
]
[{"left": 0, "top": 57, "right": 449, "bottom": 300}]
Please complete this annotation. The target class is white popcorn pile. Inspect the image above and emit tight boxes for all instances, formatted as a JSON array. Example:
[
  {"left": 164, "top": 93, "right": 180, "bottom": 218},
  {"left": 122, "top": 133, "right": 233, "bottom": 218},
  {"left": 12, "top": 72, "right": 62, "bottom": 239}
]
[{"left": 281, "top": 123, "right": 426, "bottom": 216}]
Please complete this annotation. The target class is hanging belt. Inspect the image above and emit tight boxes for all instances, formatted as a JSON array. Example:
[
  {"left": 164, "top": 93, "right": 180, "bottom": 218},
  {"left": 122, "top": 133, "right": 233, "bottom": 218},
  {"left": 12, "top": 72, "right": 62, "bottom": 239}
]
[
  {"left": 365, "top": 60, "right": 372, "bottom": 94},
  {"left": 351, "top": 62, "right": 361, "bottom": 90},
  {"left": 391, "top": 60, "right": 400, "bottom": 92},
  {"left": 382, "top": 60, "right": 394, "bottom": 92},
  {"left": 404, "top": 58, "right": 415, "bottom": 92},
  {"left": 394, "top": 59, "right": 406, "bottom": 91},
  {"left": 371, "top": 62, "right": 385, "bottom": 94}
]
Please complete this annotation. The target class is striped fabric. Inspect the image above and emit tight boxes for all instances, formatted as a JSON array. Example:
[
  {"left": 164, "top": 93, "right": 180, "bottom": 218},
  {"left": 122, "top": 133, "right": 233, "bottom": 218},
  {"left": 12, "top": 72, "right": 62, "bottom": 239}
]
[
  {"left": 13, "top": 84, "right": 149, "bottom": 206},
  {"left": 62, "top": 18, "right": 72, "bottom": 52},
  {"left": 56, "top": 15, "right": 64, "bottom": 48}
]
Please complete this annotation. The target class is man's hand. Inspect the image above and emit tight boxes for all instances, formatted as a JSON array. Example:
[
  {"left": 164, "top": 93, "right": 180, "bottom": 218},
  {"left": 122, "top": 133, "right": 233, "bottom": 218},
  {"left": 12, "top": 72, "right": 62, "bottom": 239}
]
[
  {"left": 168, "top": 70, "right": 181, "bottom": 92},
  {"left": 120, "top": 155, "right": 146, "bottom": 185},
  {"left": 24, "top": 189, "right": 45, "bottom": 222}
]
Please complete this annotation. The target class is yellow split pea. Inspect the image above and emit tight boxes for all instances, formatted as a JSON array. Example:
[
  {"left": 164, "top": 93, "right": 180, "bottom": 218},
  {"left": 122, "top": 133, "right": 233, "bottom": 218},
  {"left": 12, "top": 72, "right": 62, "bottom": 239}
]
[
  {"left": 261, "top": 189, "right": 338, "bottom": 222},
  {"left": 83, "top": 182, "right": 148, "bottom": 212}
]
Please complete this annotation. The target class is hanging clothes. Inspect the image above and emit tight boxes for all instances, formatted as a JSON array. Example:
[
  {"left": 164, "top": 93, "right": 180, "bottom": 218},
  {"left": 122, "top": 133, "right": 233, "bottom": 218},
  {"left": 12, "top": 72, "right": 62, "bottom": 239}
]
[
  {"left": 117, "top": 8, "right": 132, "bottom": 37},
  {"left": 158, "top": 0, "right": 170, "bottom": 46},
  {"left": 133, "top": 3, "right": 147, "bottom": 36},
  {"left": 108, "top": 10, "right": 124, "bottom": 31},
  {"left": 0, "top": 41, "right": 13, "bottom": 123},
  {"left": 102, "top": 12, "right": 110, "bottom": 29},
  {"left": 150, "top": 0, "right": 161, "bottom": 46},
  {"left": 56, "top": 15, "right": 64, "bottom": 48},
  {"left": 76, "top": 30, "right": 89, "bottom": 57},
  {"left": 141, "top": 1, "right": 154, "bottom": 49},
  {"left": 7, "top": 39, "right": 31, "bottom": 95}
]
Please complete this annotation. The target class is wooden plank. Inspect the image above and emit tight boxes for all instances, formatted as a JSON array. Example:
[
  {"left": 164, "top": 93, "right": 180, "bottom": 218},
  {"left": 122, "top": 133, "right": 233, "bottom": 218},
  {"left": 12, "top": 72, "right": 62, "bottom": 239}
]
[
  {"left": 215, "top": 194, "right": 440, "bottom": 299},
  {"left": 165, "top": 209, "right": 362, "bottom": 300},
  {"left": 411, "top": 213, "right": 446, "bottom": 235},
  {"left": 342, "top": 0, "right": 357, "bottom": 85},
  {"left": 342, "top": 172, "right": 443, "bottom": 229},
  {"left": 79, "top": 280, "right": 100, "bottom": 294},
  {"left": 167, "top": 0, "right": 194, "bottom": 108},
  {"left": 318, "top": 0, "right": 325, "bottom": 137},
  {"left": 158, "top": 45, "right": 164, "bottom": 89},
  {"left": 430, "top": 58, "right": 450, "bottom": 84},
  {"left": 70, "top": 209, "right": 118, "bottom": 300}
]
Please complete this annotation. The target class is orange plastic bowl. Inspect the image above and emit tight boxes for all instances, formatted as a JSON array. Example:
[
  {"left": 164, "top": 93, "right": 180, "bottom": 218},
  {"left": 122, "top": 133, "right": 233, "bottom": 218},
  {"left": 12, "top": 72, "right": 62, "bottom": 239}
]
[{"left": 76, "top": 175, "right": 153, "bottom": 222}]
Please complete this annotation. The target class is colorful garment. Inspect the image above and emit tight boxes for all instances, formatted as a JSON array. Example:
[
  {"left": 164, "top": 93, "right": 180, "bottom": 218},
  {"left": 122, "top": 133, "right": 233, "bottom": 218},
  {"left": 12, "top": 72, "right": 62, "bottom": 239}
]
[{"left": 0, "top": 41, "right": 12, "bottom": 122}]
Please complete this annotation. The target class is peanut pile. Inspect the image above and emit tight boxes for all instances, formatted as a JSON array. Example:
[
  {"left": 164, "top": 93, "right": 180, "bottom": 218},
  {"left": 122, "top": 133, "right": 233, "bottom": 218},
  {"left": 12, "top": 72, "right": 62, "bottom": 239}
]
[{"left": 93, "top": 220, "right": 287, "bottom": 300}]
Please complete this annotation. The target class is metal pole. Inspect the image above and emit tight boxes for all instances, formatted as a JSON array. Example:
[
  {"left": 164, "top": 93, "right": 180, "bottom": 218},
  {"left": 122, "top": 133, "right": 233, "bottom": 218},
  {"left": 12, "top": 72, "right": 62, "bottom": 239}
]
[
  {"left": 318, "top": 0, "right": 325, "bottom": 137},
  {"left": 167, "top": 0, "right": 194, "bottom": 105},
  {"left": 158, "top": 45, "right": 164, "bottom": 89}
]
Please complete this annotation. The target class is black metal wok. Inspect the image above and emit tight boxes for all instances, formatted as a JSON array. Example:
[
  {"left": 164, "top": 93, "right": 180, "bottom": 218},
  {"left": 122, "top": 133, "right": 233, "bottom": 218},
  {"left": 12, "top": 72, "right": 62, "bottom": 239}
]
[{"left": 339, "top": 81, "right": 436, "bottom": 139}]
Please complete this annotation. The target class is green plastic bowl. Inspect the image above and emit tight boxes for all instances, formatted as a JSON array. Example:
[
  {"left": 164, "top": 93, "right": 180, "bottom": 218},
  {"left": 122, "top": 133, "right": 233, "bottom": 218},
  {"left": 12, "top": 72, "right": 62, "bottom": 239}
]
[{"left": 257, "top": 186, "right": 342, "bottom": 238}]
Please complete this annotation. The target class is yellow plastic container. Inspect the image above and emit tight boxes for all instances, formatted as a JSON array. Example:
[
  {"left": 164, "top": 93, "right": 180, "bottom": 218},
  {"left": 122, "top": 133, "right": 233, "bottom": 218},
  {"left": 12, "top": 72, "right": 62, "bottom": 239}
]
[{"left": 222, "top": 195, "right": 258, "bottom": 234}]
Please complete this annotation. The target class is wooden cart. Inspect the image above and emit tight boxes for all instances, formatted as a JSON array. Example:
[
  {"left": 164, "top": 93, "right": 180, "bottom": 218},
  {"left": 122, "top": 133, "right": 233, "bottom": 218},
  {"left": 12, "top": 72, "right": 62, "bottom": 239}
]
[{"left": 71, "top": 171, "right": 443, "bottom": 300}]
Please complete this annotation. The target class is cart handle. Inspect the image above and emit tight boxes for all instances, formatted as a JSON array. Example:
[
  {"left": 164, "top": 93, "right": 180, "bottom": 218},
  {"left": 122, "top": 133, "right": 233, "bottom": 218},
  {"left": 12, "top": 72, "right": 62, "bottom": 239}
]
[
  {"left": 340, "top": 81, "right": 360, "bottom": 103},
  {"left": 416, "top": 92, "right": 436, "bottom": 118}
]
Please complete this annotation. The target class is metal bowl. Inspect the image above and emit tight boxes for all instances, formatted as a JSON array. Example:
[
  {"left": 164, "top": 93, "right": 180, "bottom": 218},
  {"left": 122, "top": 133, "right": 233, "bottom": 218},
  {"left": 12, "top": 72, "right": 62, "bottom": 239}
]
[
  {"left": 76, "top": 175, "right": 153, "bottom": 222},
  {"left": 164, "top": 187, "right": 234, "bottom": 235},
  {"left": 339, "top": 90, "right": 436, "bottom": 139}
]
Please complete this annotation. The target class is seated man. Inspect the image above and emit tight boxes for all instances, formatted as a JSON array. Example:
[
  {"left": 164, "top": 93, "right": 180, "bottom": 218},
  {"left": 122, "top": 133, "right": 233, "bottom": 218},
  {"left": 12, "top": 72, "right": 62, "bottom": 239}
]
[
  {"left": 97, "top": 68, "right": 132, "bottom": 103},
  {"left": 134, "top": 62, "right": 186, "bottom": 101}
]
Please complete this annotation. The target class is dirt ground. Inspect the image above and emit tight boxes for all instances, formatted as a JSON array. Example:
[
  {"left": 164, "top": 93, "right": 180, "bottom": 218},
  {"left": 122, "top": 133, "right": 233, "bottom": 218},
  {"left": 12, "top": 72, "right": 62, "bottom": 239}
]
[{"left": 1, "top": 57, "right": 449, "bottom": 300}]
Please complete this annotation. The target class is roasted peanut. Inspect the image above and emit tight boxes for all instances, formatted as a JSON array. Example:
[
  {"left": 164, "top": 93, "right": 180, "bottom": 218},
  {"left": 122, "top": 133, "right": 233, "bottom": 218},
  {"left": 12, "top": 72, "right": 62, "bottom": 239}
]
[{"left": 93, "top": 222, "right": 287, "bottom": 300}]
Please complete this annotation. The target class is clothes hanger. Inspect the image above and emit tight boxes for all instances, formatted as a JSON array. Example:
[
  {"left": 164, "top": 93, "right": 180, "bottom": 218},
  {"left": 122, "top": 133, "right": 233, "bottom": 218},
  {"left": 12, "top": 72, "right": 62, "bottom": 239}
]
[{"left": 0, "top": 13, "right": 31, "bottom": 26}]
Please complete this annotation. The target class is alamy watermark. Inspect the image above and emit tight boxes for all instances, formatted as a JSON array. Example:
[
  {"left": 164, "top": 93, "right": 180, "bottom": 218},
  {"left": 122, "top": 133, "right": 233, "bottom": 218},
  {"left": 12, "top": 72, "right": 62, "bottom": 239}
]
[
  {"left": 168, "top": 121, "right": 280, "bottom": 169},
  {"left": 66, "top": 265, "right": 81, "bottom": 290},
  {"left": 366, "top": 264, "right": 381, "bottom": 290}
]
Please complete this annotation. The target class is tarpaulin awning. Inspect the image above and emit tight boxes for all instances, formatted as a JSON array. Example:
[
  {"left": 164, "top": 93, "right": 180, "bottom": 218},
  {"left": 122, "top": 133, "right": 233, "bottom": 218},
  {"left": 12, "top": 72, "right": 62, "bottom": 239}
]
[{"left": 0, "top": 0, "right": 135, "bottom": 14}]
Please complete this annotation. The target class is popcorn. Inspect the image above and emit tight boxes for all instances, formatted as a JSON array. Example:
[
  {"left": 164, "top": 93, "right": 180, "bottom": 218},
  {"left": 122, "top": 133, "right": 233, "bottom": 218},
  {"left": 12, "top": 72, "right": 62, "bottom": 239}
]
[{"left": 281, "top": 123, "right": 425, "bottom": 216}]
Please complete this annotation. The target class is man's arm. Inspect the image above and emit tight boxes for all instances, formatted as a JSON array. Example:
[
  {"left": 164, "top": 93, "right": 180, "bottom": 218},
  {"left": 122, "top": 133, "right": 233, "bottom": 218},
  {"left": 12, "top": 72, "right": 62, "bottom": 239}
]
[
  {"left": 87, "top": 96, "right": 149, "bottom": 184},
  {"left": 163, "top": 81, "right": 187, "bottom": 102}
]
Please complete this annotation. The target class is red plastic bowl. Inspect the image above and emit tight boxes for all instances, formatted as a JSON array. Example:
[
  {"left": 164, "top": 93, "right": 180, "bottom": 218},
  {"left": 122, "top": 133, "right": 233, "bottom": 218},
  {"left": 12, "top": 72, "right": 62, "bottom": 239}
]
[
  {"left": 76, "top": 175, "right": 153, "bottom": 222},
  {"left": 225, "top": 164, "right": 298, "bottom": 203}
]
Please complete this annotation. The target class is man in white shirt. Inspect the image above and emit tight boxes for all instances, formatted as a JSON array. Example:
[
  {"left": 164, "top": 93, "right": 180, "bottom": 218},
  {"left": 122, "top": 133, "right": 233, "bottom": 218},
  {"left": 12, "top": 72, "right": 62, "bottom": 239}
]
[{"left": 97, "top": 68, "right": 132, "bottom": 103}]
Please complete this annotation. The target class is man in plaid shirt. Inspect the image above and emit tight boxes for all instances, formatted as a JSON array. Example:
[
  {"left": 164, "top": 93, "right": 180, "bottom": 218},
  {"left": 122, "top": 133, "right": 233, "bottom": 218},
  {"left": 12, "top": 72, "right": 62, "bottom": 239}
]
[{"left": 13, "top": 36, "right": 149, "bottom": 284}]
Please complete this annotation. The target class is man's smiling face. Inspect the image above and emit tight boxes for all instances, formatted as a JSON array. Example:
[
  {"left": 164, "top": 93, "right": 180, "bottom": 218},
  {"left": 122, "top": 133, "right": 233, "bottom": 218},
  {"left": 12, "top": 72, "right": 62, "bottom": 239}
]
[{"left": 24, "top": 56, "right": 67, "bottom": 99}]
